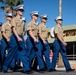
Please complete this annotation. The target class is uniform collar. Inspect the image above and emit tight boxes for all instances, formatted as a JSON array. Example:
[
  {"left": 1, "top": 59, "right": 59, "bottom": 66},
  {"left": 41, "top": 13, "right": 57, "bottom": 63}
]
[
  {"left": 34, "top": 22, "right": 38, "bottom": 25},
  {"left": 31, "top": 21, "right": 38, "bottom": 25},
  {"left": 41, "top": 23, "right": 46, "bottom": 27},
  {"left": 57, "top": 24, "right": 62, "bottom": 29},
  {"left": 16, "top": 15, "right": 22, "bottom": 21},
  {"left": 6, "top": 21, "right": 11, "bottom": 26}
]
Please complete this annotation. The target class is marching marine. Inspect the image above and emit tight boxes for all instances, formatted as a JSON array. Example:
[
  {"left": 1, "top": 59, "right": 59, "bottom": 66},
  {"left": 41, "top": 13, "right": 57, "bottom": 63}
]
[
  {"left": 52, "top": 16, "right": 75, "bottom": 72},
  {"left": 11, "top": 5, "right": 33, "bottom": 74},
  {"left": 38, "top": 15, "right": 56, "bottom": 71},
  {"left": 26, "top": 11, "right": 45, "bottom": 72}
]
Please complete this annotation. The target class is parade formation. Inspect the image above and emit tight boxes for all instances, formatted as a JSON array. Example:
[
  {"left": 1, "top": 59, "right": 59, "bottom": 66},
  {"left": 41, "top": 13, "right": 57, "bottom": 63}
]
[{"left": 0, "top": 4, "right": 75, "bottom": 74}]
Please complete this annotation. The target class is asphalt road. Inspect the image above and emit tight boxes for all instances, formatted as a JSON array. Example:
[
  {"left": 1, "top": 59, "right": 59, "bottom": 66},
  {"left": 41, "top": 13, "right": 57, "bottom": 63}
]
[{"left": 0, "top": 68, "right": 76, "bottom": 75}]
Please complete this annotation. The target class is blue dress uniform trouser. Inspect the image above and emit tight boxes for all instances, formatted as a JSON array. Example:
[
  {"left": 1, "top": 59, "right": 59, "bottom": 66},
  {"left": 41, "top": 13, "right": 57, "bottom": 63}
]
[
  {"left": 1, "top": 38, "right": 8, "bottom": 66},
  {"left": 26, "top": 37, "right": 45, "bottom": 70},
  {"left": 52, "top": 40, "right": 71, "bottom": 71},
  {"left": 16, "top": 35, "right": 30, "bottom": 72},
  {"left": 3, "top": 34, "right": 18, "bottom": 71},
  {"left": 15, "top": 50, "right": 21, "bottom": 67},
  {"left": 26, "top": 37, "right": 36, "bottom": 68},
  {"left": 9, "top": 57, "right": 16, "bottom": 68},
  {"left": 1, "top": 38, "right": 16, "bottom": 68},
  {"left": 39, "top": 39, "right": 53, "bottom": 70},
  {"left": 26, "top": 37, "right": 34, "bottom": 57},
  {"left": 0, "top": 40, "right": 2, "bottom": 69},
  {"left": 10, "top": 49, "right": 20, "bottom": 68}
]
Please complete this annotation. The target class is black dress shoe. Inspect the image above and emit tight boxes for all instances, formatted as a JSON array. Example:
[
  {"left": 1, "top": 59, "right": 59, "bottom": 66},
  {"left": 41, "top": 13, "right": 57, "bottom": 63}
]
[
  {"left": 48, "top": 68, "right": 56, "bottom": 72},
  {"left": 23, "top": 70, "right": 34, "bottom": 74},
  {"left": 10, "top": 67, "right": 17, "bottom": 72},
  {"left": 38, "top": 68, "right": 46, "bottom": 73},
  {"left": 38, "top": 70, "right": 44, "bottom": 73},
  {"left": 3, "top": 70, "right": 8, "bottom": 73},
  {"left": 0, "top": 68, "right": 2, "bottom": 72},
  {"left": 66, "top": 68, "right": 75, "bottom": 72},
  {"left": 15, "top": 66, "right": 23, "bottom": 69}
]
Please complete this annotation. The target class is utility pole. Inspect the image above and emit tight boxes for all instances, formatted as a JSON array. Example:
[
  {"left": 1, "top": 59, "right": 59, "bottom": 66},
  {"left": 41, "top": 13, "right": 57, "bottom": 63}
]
[
  {"left": 59, "top": 0, "right": 62, "bottom": 17},
  {"left": 58, "top": 0, "right": 64, "bottom": 68}
]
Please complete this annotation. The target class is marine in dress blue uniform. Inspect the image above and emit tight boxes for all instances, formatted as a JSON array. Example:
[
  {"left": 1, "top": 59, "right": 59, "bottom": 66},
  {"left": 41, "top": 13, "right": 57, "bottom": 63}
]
[
  {"left": 26, "top": 11, "right": 45, "bottom": 72},
  {"left": 1, "top": 13, "right": 18, "bottom": 72},
  {"left": 52, "top": 16, "right": 75, "bottom": 72},
  {"left": 11, "top": 5, "right": 33, "bottom": 74},
  {"left": 38, "top": 15, "right": 55, "bottom": 71},
  {"left": 0, "top": 22, "right": 3, "bottom": 71}
]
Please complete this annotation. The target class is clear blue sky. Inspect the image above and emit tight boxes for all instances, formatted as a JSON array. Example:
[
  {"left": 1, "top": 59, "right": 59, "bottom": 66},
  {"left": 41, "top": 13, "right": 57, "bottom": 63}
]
[{"left": 0, "top": 0, "right": 76, "bottom": 28}]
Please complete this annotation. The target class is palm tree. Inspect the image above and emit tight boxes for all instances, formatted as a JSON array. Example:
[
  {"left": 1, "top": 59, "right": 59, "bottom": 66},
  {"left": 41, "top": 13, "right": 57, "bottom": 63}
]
[{"left": 0, "top": 0, "right": 24, "bottom": 13}]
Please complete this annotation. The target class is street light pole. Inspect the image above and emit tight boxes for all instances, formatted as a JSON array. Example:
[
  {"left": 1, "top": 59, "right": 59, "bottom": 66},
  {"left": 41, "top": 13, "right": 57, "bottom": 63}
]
[
  {"left": 59, "top": 0, "right": 62, "bottom": 17},
  {"left": 58, "top": 0, "right": 64, "bottom": 68}
]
